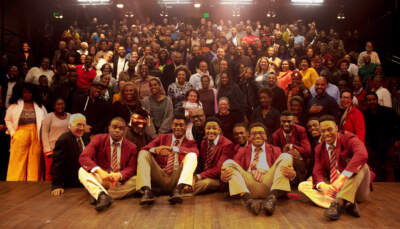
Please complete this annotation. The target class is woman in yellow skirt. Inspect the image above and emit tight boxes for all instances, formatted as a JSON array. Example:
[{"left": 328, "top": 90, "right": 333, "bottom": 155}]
[{"left": 5, "top": 83, "right": 47, "bottom": 181}]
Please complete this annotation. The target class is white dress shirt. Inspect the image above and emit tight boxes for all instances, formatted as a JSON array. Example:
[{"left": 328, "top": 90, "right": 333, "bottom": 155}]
[
  {"left": 116, "top": 57, "right": 128, "bottom": 80},
  {"left": 375, "top": 86, "right": 392, "bottom": 108}
]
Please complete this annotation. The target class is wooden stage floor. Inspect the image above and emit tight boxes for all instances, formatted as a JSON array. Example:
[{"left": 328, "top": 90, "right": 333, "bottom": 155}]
[{"left": 0, "top": 182, "right": 399, "bottom": 229}]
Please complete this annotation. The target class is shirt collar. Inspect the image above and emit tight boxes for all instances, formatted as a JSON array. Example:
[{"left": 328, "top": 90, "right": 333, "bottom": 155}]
[
  {"left": 172, "top": 135, "right": 184, "bottom": 144},
  {"left": 252, "top": 143, "right": 266, "bottom": 153},
  {"left": 325, "top": 139, "right": 337, "bottom": 151},
  {"left": 212, "top": 135, "right": 220, "bottom": 145},
  {"left": 110, "top": 136, "right": 122, "bottom": 146}
]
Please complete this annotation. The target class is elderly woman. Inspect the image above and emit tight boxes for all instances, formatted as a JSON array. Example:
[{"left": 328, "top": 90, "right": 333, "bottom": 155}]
[
  {"left": 142, "top": 78, "right": 174, "bottom": 134},
  {"left": 5, "top": 83, "right": 47, "bottom": 181},
  {"left": 167, "top": 66, "right": 193, "bottom": 109},
  {"left": 41, "top": 98, "right": 70, "bottom": 181}
]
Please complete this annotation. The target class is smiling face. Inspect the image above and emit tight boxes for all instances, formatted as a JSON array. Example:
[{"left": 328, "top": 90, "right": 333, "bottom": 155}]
[
  {"left": 306, "top": 119, "right": 320, "bottom": 138},
  {"left": 109, "top": 119, "right": 126, "bottom": 142},
  {"left": 249, "top": 126, "right": 267, "bottom": 147},
  {"left": 233, "top": 126, "right": 248, "bottom": 145},
  {"left": 340, "top": 91, "right": 352, "bottom": 108},
  {"left": 319, "top": 120, "right": 338, "bottom": 145},
  {"left": 205, "top": 121, "right": 221, "bottom": 142},
  {"left": 149, "top": 79, "right": 161, "bottom": 96},
  {"left": 176, "top": 70, "right": 186, "bottom": 85},
  {"left": 280, "top": 115, "right": 294, "bottom": 133},
  {"left": 171, "top": 119, "right": 187, "bottom": 139},
  {"left": 315, "top": 77, "right": 327, "bottom": 96},
  {"left": 187, "top": 90, "right": 198, "bottom": 103}
]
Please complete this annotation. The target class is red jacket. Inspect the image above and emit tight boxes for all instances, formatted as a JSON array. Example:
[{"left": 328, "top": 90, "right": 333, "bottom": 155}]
[
  {"left": 354, "top": 89, "right": 367, "bottom": 111},
  {"left": 79, "top": 134, "right": 137, "bottom": 182},
  {"left": 142, "top": 134, "right": 199, "bottom": 169},
  {"left": 312, "top": 132, "right": 368, "bottom": 187},
  {"left": 198, "top": 136, "right": 234, "bottom": 179},
  {"left": 233, "top": 142, "right": 282, "bottom": 171},
  {"left": 272, "top": 124, "right": 312, "bottom": 159},
  {"left": 76, "top": 65, "right": 96, "bottom": 89},
  {"left": 341, "top": 106, "right": 366, "bottom": 143}
]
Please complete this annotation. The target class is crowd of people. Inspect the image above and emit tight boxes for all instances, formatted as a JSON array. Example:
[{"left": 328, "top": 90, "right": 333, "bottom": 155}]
[{"left": 0, "top": 16, "right": 399, "bottom": 220}]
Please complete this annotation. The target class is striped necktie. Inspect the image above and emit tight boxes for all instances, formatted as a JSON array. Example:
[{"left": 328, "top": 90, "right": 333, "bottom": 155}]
[
  {"left": 328, "top": 145, "right": 339, "bottom": 183},
  {"left": 205, "top": 141, "right": 216, "bottom": 170},
  {"left": 111, "top": 142, "right": 120, "bottom": 172},
  {"left": 164, "top": 139, "right": 180, "bottom": 175},
  {"left": 250, "top": 147, "right": 263, "bottom": 182}
]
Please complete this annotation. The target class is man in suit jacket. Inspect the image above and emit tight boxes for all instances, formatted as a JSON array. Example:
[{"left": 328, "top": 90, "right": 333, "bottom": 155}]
[
  {"left": 79, "top": 117, "right": 138, "bottom": 211},
  {"left": 298, "top": 115, "right": 370, "bottom": 221},
  {"left": 193, "top": 117, "right": 234, "bottom": 195},
  {"left": 137, "top": 114, "right": 198, "bottom": 205},
  {"left": 272, "top": 110, "right": 312, "bottom": 183},
  {"left": 51, "top": 114, "right": 90, "bottom": 196},
  {"left": 221, "top": 122, "right": 296, "bottom": 216}
]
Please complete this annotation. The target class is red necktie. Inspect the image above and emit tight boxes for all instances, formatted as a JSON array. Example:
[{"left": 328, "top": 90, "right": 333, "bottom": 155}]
[
  {"left": 164, "top": 139, "right": 180, "bottom": 175},
  {"left": 250, "top": 147, "right": 263, "bottom": 182},
  {"left": 329, "top": 145, "right": 339, "bottom": 183},
  {"left": 205, "top": 141, "right": 215, "bottom": 170},
  {"left": 111, "top": 142, "right": 120, "bottom": 172}
]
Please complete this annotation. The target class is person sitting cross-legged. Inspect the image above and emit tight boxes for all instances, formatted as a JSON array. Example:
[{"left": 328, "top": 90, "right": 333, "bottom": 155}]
[
  {"left": 221, "top": 122, "right": 296, "bottom": 216},
  {"left": 193, "top": 117, "right": 234, "bottom": 195},
  {"left": 298, "top": 115, "right": 371, "bottom": 221},
  {"left": 136, "top": 114, "right": 198, "bottom": 205},
  {"left": 78, "top": 117, "right": 138, "bottom": 212}
]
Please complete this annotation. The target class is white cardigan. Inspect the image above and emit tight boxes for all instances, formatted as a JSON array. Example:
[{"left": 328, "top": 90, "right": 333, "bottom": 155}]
[{"left": 5, "top": 100, "right": 47, "bottom": 137}]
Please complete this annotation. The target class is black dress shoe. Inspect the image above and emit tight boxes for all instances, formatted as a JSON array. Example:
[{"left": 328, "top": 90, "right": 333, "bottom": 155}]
[
  {"left": 95, "top": 192, "right": 112, "bottom": 212},
  {"left": 245, "top": 199, "right": 261, "bottom": 215},
  {"left": 140, "top": 189, "right": 155, "bottom": 205},
  {"left": 263, "top": 194, "right": 277, "bottom": 216},
  {"left": 168, "top": 187, "right": 183, "bottom": 205},
  {"left": 345, "top": 201, "right": 360, "bottom": 217},
  {"left": 324, "top": 201, "right": 342, "bottom": 220},
  {"left": 88, "top": 195, "right": 97, "bottom": 205}
]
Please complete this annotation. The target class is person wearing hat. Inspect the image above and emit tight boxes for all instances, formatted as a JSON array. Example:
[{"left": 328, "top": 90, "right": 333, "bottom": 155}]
[{"left": 71, "top": 80, "right": 111, "bottom": 135}]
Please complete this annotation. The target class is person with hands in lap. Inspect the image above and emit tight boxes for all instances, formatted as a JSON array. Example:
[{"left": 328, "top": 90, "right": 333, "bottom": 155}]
[
  {"left": 78, "top": 117, "right": 138, "bottom": 211},
  {"left": 298, "top": 115, "right": 371, "bottom": 221},
  {"left": 221, "top": 122, "right": 296, "bottom": 216}
]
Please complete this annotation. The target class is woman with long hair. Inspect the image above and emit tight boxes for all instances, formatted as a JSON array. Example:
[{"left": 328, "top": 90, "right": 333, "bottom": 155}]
[
  {"left": 5, "top": 83, "right": 47, "bottom": 181},
  {"left": 254, "top": 56, "right": 273, "bottom": 88},
  {"left": 277, "top": 59, "right": 294, "bottom": 93},
  {"left": 41, "top": 98, "right": 70, "bottom": 181}
]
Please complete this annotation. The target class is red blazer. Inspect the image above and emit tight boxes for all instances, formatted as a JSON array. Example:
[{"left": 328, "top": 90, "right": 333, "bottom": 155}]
[
  {"left": 341, "top": 106, "right": 365, "bottom": 143},
  {"left": 141, "top": 133, "right": 199, "bottom": 169},
  {"left": 312, "top": 131, "right": 368, "bottom": 187},
  {"left": 354, "top": 89, "right": 367, "bottom": 111},
  {"left": 79, "top": 134, "right": 138, "bottom": 182},
  {"left": 233, "top": 142, "right": 282, "bottom": 171},
  {"left": 272, "top": 124, "right": 312, "bottom": 159},
  {"left": 198, "top": 136, "right": 234, "bottom": 179}
]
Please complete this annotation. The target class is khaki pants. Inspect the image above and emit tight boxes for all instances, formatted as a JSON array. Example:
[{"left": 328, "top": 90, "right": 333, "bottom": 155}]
[
  {"left": 78, "top": 167, "right": 137, "bottom": 200},
  {"left": 193, "top": 178, "right": 221, "bottom": 195},
  {"left": 222, "top": 153, "right": 293, "bottom": 199},
  {"left": 136, "top": 150, "right": 197, "bottom": 193},
  {"left": 298, "top": 164, "right": 371, "bottom": 208}
]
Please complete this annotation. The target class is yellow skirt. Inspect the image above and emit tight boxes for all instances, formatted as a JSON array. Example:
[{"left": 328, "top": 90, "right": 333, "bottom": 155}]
[{"left": 6, "top": 124, "right": 42, "bottom": 181}]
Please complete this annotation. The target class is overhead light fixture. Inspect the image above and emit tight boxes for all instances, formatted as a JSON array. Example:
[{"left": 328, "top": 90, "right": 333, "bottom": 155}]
[
  {"left": 160, "top": 9, "right": 168, "bottom": 17},
  {"left": 53, "top": 11, "right": 64, "bottom": 19},
  {"left": 266, "top": 10, "right": 276, "bottom": 18},
  {"left": 194, "top": 3, "right": 201, "bottom": 8},
  {"left": 232, "top": 8, "right": 240, "bottom": 17},
  {"left": 76, "top": 0, "right": 111, "bottom": 6},
  {"left": 337, "top": 4, "right": 345, "bottom": 20},
  {"left": 291, "top": 0, "right": 324, "bottom": 6},
  {"left": 125, "top": 11, "right": 134, "bottom": 18},
  {"left": 116, "top": 3, "right": 124, "bottom": 9}
]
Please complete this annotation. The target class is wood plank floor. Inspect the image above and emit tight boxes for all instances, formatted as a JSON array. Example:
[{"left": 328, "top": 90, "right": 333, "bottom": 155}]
[{"left": 0, "top": 182, "right": 399, "bottom": 229}]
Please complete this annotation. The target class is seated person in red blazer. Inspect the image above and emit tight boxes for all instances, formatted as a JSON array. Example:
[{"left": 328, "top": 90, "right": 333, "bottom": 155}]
[
  {"left": 193, "top": 116, "right": 235, "bottom": 195},
  {"left": 298, "top": 115, "right": 371, "bottom": 221},
  {"left": 232, "top": 122, "right": 250, "bottom": 152},
  {"left": 221, "top": 122, "right": 296, "bottom": 216},
  {"left": 272, "top": 110, "right": 312, "bottom": 184},
  {"left": 79, "top": 117, "right": 138, "bottom": 212},
  {"left": 137, "top": 114, "right": 199, "bottom": 205}
]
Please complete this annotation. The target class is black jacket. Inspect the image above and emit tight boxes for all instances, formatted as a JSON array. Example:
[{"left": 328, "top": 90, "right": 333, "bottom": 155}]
[{"left": 51, "top": 131, "right": 90, "bottom": 190}]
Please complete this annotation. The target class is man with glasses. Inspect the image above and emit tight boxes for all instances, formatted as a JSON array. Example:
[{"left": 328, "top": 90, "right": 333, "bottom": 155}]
[{"left": 221, "top": 122, "right": 295, "bottom": 216}]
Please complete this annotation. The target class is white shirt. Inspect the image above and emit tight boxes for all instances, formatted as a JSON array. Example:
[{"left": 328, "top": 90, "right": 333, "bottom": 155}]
[
  {"left": 249, "top": 143, "right": 269, "bottom": 171},
  {"left": 171, "top": 135, "right": 184, "bottom": 171},
  {"left": 5, "top": 80, "right": 16, "bottom": 108},
  {"left": 116, "top": 57, "right": 128, "bottom": 80},
  {"left": 375, "top": 86, "right": 392, "bottom": 108},
  {"left": 25, "top": 67, "right": 55, "bottom": 85},
  {"left": 357, "top": 51, "right": 381, "bottom": 66},
  {"left": 189, "top": 73, "right": 214, "bottom": 90}
]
